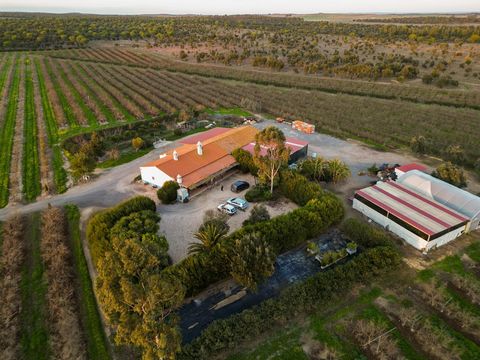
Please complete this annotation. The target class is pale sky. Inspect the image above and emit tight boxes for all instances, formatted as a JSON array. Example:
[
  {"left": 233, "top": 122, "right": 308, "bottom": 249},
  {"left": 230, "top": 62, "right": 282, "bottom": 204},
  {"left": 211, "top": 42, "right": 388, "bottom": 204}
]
[{"left": 1, "top": 0, "right": 479, "bottom": 15}]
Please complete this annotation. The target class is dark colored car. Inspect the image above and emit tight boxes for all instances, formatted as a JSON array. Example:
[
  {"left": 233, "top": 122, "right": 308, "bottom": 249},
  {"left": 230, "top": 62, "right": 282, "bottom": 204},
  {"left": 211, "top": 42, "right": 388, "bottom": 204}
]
[{"left": 231, "top": 180, "right": 250, "bottom": 193}]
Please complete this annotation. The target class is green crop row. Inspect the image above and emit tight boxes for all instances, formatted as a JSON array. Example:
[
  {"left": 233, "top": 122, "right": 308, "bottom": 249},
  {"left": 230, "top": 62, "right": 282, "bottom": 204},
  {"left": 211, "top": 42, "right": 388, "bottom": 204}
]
[
  {"left": 20, "top": 212, "right": 50, "bottom": 359},
  {"left": 0, "top": 56, "right": 20, "bottom": 208},
  {"left": 42, "top": 57, "right": 78, "bottom": 128},
  {"left": 65, "top": 205, "right": 111, "bottom": 360},
  {"left": 33, "top": 58, "right": 68, "bottom": 194},
  {"left": 22, "top": 59, "right": 42, "bottom": 202},
  {"left": 53, "top": 60, "right": 98, "bottom": 127}
]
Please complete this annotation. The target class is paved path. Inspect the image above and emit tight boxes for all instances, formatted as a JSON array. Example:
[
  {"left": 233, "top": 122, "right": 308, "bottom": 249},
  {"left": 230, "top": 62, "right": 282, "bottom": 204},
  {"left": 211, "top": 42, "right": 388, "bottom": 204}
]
[{"left": 0, "top": 142, "right": 176, "bottom": 220}]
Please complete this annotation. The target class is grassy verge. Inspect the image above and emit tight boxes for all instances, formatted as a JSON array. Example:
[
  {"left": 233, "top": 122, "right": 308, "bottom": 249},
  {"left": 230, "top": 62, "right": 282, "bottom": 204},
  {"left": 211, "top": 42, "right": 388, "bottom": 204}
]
[
  {"left": 65, "top": 205, "right": 110, "bottom": 360},
  {"left": 23, "top": 59, "right": 41, "bottom": 201},
  {"left": 165, "top": 126, "right": 209, "bottom": 141},
  {"left": 20, "top": 212, "right": 49, "bottom": 360},
  {"left": 0, "top": 56, "right": 20, "bottom": 208},
  {"left": 97, "top": 148, "right": 151, "bottom": 169},
  {"left": 205, "top": 107, "right": 252, "bottom": 117},
  {"left": 227, "top": 327, "right": 307, "bottom": 360}
]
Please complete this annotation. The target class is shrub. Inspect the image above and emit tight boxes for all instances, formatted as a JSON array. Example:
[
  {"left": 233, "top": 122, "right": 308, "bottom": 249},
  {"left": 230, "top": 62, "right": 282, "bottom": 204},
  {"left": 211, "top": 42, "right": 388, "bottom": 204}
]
[
  {"left": 157, "top": 181, "right": 180, "bottom": 204},
  {"left": 243, "top": 204, "right": 270, "bottom": 226},
  {"left": 245, "top": 185, "right": 272, "bottom": 202},
  {"left": 432, "top": 162, "right": 467, "bottom": 188},
  {"left": 341, "top": 218, "right": 392, "bottom": 248},
  {"left": 86, "top": 196, "right": 156, "bottom": 267},
  {"left": 279, "top": 170, "right": 323, "bottom": 206},
  {"left": 232, "top": 148, "right": 258, "bottom": 175},
  {"left": 180, "top": 246, "right": 401, "bottom": 359}
]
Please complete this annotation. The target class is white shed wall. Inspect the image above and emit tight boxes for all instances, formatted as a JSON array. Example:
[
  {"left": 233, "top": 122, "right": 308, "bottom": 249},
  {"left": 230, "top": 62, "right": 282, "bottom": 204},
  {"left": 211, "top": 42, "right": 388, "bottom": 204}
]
[
  {"left": 352, "top": 199, "right": 466, "bottom": 252},
  {"left": 140, "top": 166, "right": 173, "bottom": 188}
]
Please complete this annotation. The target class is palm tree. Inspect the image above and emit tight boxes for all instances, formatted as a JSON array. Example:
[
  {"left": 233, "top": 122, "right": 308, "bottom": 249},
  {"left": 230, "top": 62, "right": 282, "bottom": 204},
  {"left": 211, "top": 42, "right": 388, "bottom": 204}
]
[
  {"left": 327, "top": 159, "right": 351, "bottom": 184},
  {"left": 188, "top": 223, "right": 227, "bottom": 256}
]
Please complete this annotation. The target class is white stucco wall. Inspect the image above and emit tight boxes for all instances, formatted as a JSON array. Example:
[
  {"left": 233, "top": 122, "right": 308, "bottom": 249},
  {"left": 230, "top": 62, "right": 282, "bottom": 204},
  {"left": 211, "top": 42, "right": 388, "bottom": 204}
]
[
  {"left": 140, "top": 166, "right": 173, "bottom": 188},
  {"left": 353, "top": 199, "right": 466, "bottom": 252}
]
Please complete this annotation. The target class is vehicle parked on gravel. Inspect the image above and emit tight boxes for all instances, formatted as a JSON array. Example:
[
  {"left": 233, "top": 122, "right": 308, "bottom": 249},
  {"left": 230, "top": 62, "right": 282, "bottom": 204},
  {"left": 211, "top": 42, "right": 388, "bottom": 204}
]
[
  {"left": 231, "top": 180, "right": 250, "bottom": 193},
  {"left": 217, "top": 203, "right": 237, "bottom": 215},
  {"left": 227, "top": 197, "right": 249, "bottom": 211}
]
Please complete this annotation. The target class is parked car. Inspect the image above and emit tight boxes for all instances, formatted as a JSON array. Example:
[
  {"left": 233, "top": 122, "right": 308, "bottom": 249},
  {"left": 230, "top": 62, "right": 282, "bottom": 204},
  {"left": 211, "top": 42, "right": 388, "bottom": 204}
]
[
  {"left": 227, "top": 197, "right": 249, "bottom": 211},
  {"left": 217, "top": 203, "right": 237, "bottom": 216},
  {"left": 231, "top": 180, "right": 250, "bottom": 193}
]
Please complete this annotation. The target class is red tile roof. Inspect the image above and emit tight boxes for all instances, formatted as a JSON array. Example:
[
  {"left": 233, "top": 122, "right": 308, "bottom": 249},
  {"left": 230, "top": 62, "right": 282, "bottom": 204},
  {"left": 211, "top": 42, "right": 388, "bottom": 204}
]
[{"left": 179, "top": 127, "right": 231, "bottom": 144}]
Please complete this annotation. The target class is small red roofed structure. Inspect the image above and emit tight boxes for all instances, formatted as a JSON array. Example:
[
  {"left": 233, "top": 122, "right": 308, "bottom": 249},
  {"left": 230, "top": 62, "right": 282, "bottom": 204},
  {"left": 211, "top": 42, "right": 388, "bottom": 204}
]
[{"left": 395, "top": 163, "right": 428, "bottom": 178}]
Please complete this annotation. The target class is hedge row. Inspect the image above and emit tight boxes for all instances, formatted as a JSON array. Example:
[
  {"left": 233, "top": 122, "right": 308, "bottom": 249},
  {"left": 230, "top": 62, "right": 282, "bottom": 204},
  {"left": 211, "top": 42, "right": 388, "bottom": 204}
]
[
  {"left": 166, "top": 180, "right": 344, "bottom": 295},
  {"left": 86, "top": 196, "right": 156, "bottom": 267},
  {"left": 180, "top": 246, "right": 401, "bottom": 359},
  {"left": 341, "top": 218, "right": 393, "bottom": 249}
]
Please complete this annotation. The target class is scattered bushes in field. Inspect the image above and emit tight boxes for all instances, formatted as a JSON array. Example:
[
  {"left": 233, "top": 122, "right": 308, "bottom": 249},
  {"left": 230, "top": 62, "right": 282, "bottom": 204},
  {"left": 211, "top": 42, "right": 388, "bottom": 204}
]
[
  {"left": 432, "top": 162, "right": 467, "bottom": 188},
  {"left": 86, "top": 196, "right": 156, "bottom": 267},
  {"left": 40, "top": 207, "right": 85, "bottom": 360},
  {"left": 157, "top": 180, "right": 180, "bottom": 204},
  {"left": 180, "top": 246, "right": 401, "bottom": 359},
  {"left": 0, "top": 215, "right": 25, "bottom": 360}
]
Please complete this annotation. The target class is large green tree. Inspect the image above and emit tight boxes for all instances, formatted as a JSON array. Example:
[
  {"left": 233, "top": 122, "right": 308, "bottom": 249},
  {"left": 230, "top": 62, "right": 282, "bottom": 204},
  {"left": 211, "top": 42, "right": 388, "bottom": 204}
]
[
  {"left": 229, "top": 232, "right": 276, "bottom": 291},
  {"left": 96, "top": 211, "right": 184, "bottom": 360},
  {"left": 188, "top": 222, "right": 227, "bottom": 256},
  {"left": 253, "top": 126, "right": 290, "bottom": 193}
]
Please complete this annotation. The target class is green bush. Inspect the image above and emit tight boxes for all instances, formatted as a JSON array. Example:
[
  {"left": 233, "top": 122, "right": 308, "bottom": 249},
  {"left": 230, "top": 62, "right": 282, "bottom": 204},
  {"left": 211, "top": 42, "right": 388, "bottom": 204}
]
[
  {"left": 245, "top": 185, "right": 272, "bottom": 202},
  {"left": 341, "top": 218, "right": 392, "bottom": 248},
  {"left": 86, "top": 196, "right": 156, "bottom": 267},
  {"left": 157, "top": 181, "right": 180, "bottom": 204},
  {"left": 279, "top": 170, "right": 324, "bottom": 206},
  {"left": 432, "top": 162, "right": 467, "bottom": 188},
  {"left": 232, "top": 148, "right": 258, "bottom": 175},
  {"left": 180, "top": 246, "right": 401, "bottom": 359},
  {"left": 243, "top": 204, "right": 270, "bottom": 226},
  {"left": 167, "top": 192, "right": 344, "bottom": 296}
]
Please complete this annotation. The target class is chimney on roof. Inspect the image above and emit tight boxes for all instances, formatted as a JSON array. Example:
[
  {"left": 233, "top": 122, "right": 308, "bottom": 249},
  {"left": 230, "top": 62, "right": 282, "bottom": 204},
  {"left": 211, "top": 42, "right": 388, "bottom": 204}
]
[
  {"left": 173, "top": 150, "right": 179, "bottom": 161},
  {"left": 177, "top": 174, "right": 183, "bottom": 185},
  {"left": 197, "top": 141, "right": 203, "bottom": 156}
]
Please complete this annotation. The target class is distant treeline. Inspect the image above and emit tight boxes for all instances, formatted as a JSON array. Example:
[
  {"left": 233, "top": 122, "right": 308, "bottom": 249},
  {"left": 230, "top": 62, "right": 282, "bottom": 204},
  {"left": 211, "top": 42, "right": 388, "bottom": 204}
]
[
  {"left": 356, "top": 15, "right": 480, "bottom": 25},
  {"left": 0, "top": 13, "right": 479, "bottom": 50}
]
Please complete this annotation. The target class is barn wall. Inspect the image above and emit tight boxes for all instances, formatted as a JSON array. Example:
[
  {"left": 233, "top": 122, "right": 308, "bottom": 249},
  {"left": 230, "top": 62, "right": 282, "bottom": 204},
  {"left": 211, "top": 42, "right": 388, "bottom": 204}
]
[{"left": 140, "top": 167, "right": 173, "bottom": 188}]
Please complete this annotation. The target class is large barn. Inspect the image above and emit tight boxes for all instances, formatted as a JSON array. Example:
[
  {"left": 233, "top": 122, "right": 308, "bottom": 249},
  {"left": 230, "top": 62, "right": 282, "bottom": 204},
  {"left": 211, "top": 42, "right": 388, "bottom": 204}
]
[
  {"left": 353, "top": 170, "right": 480, "bottom": 252},
  {"left": 140, "top": 126, "right": 309, "bottom": 190}
]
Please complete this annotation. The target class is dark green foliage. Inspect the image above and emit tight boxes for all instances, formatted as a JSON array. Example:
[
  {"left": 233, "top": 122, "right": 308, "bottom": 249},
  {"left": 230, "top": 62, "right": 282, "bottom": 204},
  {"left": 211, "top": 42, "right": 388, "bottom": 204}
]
[
  {"left": 245, "top": 185, "right": 273, "bottom": 202},
  {"left": 278, "top": 170, "right": 323, "bottom": 206},
  {"left": 232, "top": 148, "right": 258, "bottom": 175},
  {"left": 157, "top": 181, "right": 180, "bottom": 204},
  {"left": 86, "top": 196, "right": 156, "bottom": 267},
  {"left": 341, "top": 218, "right": 393, "bottom": 248},
  {"left": 243, "top": 204, "right": 270, "bottom": 226},
  {"left": 180, "top": 246, "right": 401, "bottom": 359},
  {"left": 167, "top": 190, "right": 343, "bottom": 296}
]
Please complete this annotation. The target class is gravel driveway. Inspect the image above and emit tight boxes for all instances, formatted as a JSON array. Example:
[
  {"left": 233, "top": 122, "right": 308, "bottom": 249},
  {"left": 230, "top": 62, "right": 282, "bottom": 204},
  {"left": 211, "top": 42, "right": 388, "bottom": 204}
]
[{"left": 156, "top": 173, "right": 297, "bottom": 263}]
